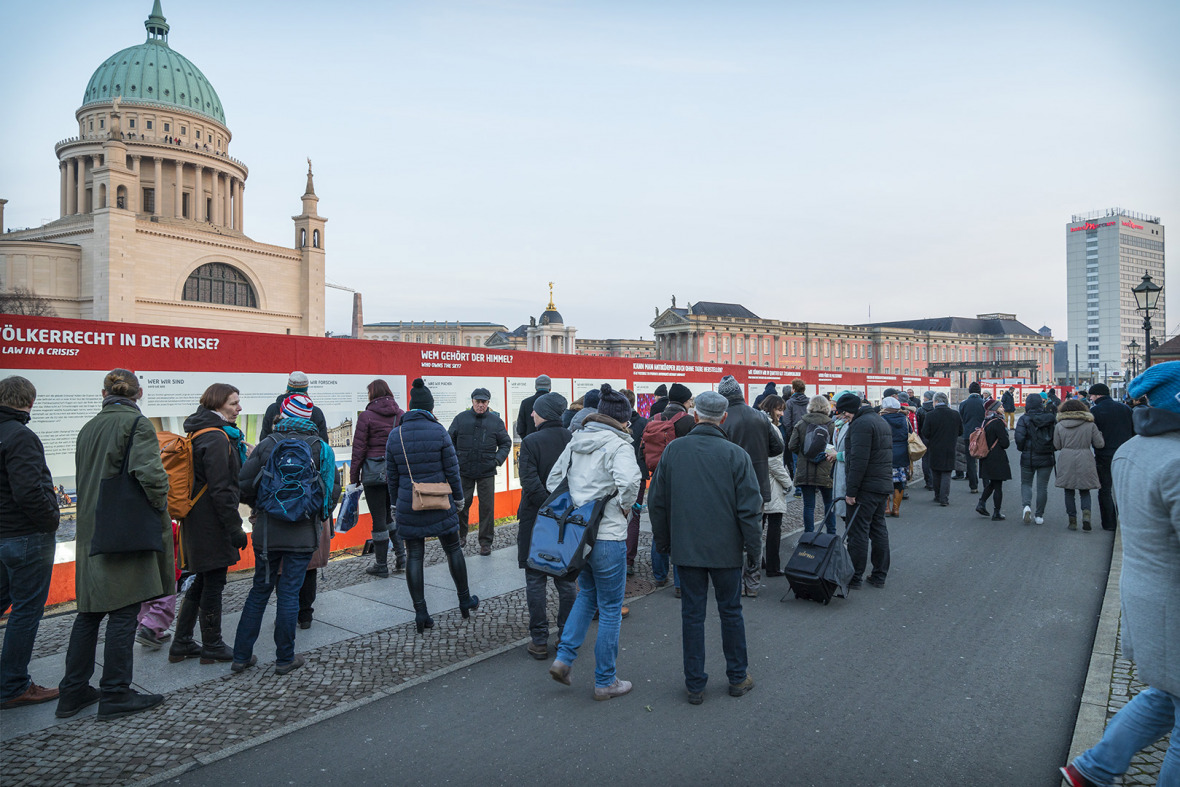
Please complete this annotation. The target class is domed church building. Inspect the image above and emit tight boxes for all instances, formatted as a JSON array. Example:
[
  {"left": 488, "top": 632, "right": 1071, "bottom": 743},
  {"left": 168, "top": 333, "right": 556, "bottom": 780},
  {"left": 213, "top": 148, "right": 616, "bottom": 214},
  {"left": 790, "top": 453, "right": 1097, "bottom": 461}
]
[{"left": 0, "top": 2, "right": 327, "bottom": 335}]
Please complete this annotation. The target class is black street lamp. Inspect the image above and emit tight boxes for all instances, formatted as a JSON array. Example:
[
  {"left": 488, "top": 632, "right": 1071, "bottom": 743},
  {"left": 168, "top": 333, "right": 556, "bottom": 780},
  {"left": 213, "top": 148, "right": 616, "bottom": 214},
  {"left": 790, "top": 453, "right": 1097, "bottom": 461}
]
[
  {"left": 1132, "top": 271, "right": 1163, "bottom": 368},
  {"left": 1128, "top": 338, "right": 1139, "bottom": 379}
]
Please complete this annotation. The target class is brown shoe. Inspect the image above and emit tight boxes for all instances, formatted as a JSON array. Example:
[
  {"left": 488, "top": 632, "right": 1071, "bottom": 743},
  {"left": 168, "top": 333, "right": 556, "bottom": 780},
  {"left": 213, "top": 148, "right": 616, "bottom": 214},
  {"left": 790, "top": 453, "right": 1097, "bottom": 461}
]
[
  {"left": 1, "top": 682, "right": 59, "bottom": 710},
  {"left": 479, "top": 545, "right": 492, "bottom": 556},
  {"left": 549, "top": 660, "right": 571, "bottom": 686},
  {"left": 527, "top": 642, "right": 548, "bottom": 660}
]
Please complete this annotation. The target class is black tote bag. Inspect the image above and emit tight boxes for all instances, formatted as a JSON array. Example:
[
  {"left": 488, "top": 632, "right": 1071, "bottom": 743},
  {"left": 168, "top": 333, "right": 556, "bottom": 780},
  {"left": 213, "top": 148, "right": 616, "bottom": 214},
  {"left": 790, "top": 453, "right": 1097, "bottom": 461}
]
[{"left": 89, "top": 420, "right": 166, "bottom": 556}]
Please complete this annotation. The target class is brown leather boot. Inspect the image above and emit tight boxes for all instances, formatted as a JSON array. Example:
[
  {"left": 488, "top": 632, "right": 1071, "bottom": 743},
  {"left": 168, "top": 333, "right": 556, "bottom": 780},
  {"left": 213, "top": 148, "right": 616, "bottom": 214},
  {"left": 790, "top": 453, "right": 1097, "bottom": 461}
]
[{"left": 892, "top": 489, "right": 903, "bottom": 518}]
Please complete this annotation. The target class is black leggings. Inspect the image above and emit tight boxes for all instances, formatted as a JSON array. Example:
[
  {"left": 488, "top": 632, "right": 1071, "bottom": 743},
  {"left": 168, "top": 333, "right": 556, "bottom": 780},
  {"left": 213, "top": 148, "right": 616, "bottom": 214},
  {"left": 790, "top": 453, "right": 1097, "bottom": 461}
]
[
  {"left": 183, "top": 567, "right": 228, "bottom": 616},
  {"left": 978, "top": 480, "right": 1004, "bottom": 511},
  {"left": 404, "top": 531, "right": 469, "bottom": 608}
]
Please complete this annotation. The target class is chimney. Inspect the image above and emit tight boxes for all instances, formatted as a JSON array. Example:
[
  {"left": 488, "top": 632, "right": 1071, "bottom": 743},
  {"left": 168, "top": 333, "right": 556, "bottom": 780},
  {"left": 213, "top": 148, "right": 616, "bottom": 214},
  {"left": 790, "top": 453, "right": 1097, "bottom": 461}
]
[{"left": 351, "top": 291, "right": 364, "bottom": 339}]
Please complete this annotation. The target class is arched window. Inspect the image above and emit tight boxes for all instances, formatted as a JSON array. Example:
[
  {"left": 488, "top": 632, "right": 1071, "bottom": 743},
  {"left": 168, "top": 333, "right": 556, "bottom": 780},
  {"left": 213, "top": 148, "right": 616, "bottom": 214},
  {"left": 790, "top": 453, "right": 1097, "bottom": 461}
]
[
  {"left": 182, "top": 263, "right": 258, "bottom": 308},
  {"left": 313, "top": 230, "right": 320, "bottom": 248},
  {"left": 300, "top": 228, "right": 307, "bottom": 248}
]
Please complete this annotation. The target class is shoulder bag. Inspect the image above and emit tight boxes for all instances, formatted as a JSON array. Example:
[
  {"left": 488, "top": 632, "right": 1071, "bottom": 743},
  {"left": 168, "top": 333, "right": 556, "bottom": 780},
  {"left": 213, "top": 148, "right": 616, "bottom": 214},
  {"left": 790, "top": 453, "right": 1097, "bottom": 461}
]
[
  {"left": 90, "top": 418, "right": 166, "bottom": 556},
  {"left": 399, "top": 427, "right": 453, "bottom": 511}
]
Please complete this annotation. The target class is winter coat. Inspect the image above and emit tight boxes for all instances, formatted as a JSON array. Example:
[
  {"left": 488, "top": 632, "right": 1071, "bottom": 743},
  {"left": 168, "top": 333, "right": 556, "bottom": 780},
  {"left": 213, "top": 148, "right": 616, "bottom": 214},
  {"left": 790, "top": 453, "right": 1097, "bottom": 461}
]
[
  {"left": 1054, "top": 411, "right": 1104, "bottom": 489},
  {"left": 1001, "top": 391, "right": 1016, "bottom": 413},
  {"left": 649, "top": 422, "right": 763, "bottom": 569},
  {"left": 239, "top": 417, "right": 339, "bottom": 554},
  {"left": 546, "top": 418, "right": 641, "bottom": 542},
  {"left": 832, "top": 421, "right": 850, "bottom": 518},
  {"left": 260, "top": 392, "right": 329, "bottom": 442},
  {"left": 959, "top": 393, "right": 986, "bottom": 436},
  {"left": 516, "top": 420, "right": 572, "bottom": 568},
  {"left": 179, "top": 408, "right": 244, "bottom": 573},
  {"left": 881, "top": 411, "right": 911, "bottom": 469},
  {"left": 784, "top": 392, "right": 810, "bottom": 432},
  {"left": 978, "top": 415, "right": 1012, "bottom": 481},
  {"left": 752, "top": 383, "right": 779, "bottom": 410},
  {"left": 1015, "top": 396, "right": 1058, "bottom": 469},
  {"left": 516, "top": 389, "right": 547, "bottom": 440},
  {"left": 1112, "top": 406, "right": 1180, "bottom": 696},
  {"left": 649, "top": 397, "right": 669, "bottom": 417},
  {"left": 386, "top": 410, "right": 464, "bottom": 540},
  {"left": 722, "top": 390, "right": 784, "bottom": 503},
  {"left": 844, "top": 406, "right": 894, "bottom": 498},
  {"left": 350, "top": 396, "right": 404, "bottom": 485},
  {"left": 1090, "top": 396, "right": 1135, "bottom": 460},
  {"left": 628, "top": 411, "right": 649, "bottom": 480},
  {"left": 787, "top": 412, "right": 834, "bottom": 488},
  {"left": 763, "top": 453, "right": 795, "bottom": 514},
  {"left": 73, "top": 400, "right": 174, "bottom": 614},
  {"left": 447, "top": 408, "right": 511, "bottom": 480},
  {"left": 920, "top": 404, "right": 962, "bottom": 473},
  {"left": 916, "top": 401, "right": 933, "bottom": 438},
  {"left": 0, "top": 405, "right": 59, "bottom": 538}
]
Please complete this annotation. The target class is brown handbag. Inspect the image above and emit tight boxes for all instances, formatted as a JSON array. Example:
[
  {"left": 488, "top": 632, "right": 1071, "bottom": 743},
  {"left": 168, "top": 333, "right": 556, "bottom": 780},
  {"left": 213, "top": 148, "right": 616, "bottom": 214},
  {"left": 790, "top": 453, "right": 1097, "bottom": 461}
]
[{"left": 399, "top": 427, "right": 453, "bottom": 511}]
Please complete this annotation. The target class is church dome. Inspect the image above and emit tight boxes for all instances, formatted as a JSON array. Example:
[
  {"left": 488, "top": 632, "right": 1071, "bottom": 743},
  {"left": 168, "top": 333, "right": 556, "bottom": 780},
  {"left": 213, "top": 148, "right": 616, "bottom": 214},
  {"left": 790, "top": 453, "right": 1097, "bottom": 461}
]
[
  {"left": 539, "top": 308, "right": 563, "bottom": 325},
  {"left": 80, "top": 2, "right": 226, "bottom": 125}
]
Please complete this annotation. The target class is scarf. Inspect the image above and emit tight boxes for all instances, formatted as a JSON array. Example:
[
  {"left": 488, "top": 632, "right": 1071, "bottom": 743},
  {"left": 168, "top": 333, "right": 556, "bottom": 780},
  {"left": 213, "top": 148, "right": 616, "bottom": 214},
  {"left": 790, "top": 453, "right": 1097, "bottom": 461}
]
[{"left": 220, "top": 422, "right": 248, "bottom": 465}]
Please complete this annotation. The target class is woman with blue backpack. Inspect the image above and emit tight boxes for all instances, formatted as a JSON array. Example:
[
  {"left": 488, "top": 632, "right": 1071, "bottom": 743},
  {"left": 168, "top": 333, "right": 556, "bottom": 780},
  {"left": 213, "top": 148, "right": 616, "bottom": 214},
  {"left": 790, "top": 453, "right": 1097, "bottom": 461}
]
[{"left": 788, "top": 396, "right": 836, "bottom": 534}]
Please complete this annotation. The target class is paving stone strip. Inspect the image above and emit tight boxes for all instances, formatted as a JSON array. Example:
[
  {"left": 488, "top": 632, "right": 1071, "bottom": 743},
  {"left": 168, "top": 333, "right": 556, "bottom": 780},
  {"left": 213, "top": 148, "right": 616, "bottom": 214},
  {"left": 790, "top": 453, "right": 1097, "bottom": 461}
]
[{"left": 1106, "top": 623, "right": 1169, "bottom": 786}]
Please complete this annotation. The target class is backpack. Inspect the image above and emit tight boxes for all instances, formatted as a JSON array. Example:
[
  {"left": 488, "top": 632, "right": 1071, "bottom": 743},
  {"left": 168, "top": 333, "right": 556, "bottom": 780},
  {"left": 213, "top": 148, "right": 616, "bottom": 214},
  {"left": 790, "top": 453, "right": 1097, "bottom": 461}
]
[
  {"left": 256, "top": 436, "right": 324, "bottom": 522},
  {"left": 802, "top": 422, "right": 831, "bottom": 463},
  {"left": 527, "top": 479, "right": 616, "bottom": 579},
  {"left": 157, "top": 428, "right": 228, "bottom": 520},
  {"left": 641, "top": 411, "right": 692, "bottom": 473},
  {"left": 1027, "top": 417, "right": 1055, "bottom": 455},
  {"left": 968, "top": 424, "right": 993, "bottom": 458}
]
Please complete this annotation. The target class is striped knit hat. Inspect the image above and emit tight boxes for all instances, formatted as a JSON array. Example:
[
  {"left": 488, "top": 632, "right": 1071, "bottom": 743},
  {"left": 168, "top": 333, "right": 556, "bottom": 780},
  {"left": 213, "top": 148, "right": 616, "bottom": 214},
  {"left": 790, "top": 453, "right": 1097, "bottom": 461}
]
[{"left": 281, "top": 393, "right": 314, "bottom": 420}]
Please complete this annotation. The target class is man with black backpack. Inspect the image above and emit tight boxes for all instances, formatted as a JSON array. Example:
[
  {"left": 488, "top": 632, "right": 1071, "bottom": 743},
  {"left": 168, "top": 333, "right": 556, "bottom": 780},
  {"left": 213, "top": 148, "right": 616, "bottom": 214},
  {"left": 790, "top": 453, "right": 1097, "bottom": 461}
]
[
  {"left": 1014, "top": 393, "right": 1057, "bottom": 525},
  {"left": 234, "top": 394, "right": 339, "bottom": 676}
]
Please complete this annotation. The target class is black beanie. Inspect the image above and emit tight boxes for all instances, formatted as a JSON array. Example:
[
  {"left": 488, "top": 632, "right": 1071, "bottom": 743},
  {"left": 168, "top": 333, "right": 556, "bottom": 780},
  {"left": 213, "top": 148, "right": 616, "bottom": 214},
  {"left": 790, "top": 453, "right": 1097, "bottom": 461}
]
[
  {"left": 835, "top": 392, "right": 862, "bottom": 414},
  {"left": 409, "top": 378, "right": 434, "bottom": 412},
  {"left": 597, "top": 384, "right": 632, "bottom": 423},
  {"left": 669, "top": 383, "right": 692, "bottom": 404},
  {"left": 654, "top": 384, "right": 668, "bottom": 397},
  {"left": 584, "top": 389, "right": 601, "bottom": 409},
  {"left": 969, "top": 381, "right": 981, "bottom": 394}
]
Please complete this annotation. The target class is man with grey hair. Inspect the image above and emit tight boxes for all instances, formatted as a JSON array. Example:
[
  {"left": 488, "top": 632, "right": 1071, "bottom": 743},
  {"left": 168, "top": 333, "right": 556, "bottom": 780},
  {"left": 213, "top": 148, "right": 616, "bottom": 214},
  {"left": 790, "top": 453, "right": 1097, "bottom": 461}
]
[
  {"left": 0, "top": 376, "right": 61, "bottom": 710},
  {"left": 921, "top": 392, "right": 962, "bottom": 506},
  {"left": 649, "top": 391, "right": 763, "bottom": 705}
]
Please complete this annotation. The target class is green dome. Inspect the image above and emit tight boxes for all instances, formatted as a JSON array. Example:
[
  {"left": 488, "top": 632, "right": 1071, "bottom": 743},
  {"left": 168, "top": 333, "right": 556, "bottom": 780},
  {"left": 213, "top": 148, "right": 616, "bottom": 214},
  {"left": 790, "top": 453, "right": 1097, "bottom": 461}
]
[{"left": 81, "top": 3, "right": 225, "bottom": 125}]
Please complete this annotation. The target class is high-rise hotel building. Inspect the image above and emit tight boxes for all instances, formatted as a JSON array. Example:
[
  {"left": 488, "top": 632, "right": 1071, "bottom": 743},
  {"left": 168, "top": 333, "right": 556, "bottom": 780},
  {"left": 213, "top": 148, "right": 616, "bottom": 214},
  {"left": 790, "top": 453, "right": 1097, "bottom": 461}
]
[{"left": 1066, "top": 208, "right": 1165, "bottom": 378}]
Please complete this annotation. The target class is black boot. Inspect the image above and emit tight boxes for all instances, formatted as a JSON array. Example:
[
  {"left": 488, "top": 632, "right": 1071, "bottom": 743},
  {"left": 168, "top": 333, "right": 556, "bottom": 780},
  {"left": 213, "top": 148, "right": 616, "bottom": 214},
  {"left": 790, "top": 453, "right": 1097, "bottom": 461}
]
[
  {"left": 413, "top": 600, "right": 434, "bottom": 634},
  {"left": 198, "top": 612, "right": 234, "bottom": 664},
  {"left": 168, "top": 597, "right": 202, "bottom": 663},
  {"left": 459, "top": 591, "right": 480, "bottom": 619},
  {"left": 366, "top": 537, "right": 390, "bottom": 577}
]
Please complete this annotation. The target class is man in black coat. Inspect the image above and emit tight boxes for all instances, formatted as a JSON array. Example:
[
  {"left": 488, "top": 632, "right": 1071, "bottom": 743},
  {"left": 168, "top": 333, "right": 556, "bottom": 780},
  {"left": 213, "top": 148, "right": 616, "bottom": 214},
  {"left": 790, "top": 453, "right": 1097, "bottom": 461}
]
[
  {"left": 516, "top": 393, "right": 573, "bottom": 659},
  {"left": 958, "top": 382, "right": 986, "bottom": 492},
  {"left": 717, "top": 376, "right": 784, "bottom": 504},
  {"left": 1088, "top": 383, "right": 1134, "bottom": 531},
  {"left": 648, "top": 384, "right": 669, "bottom": 418},
  {"left": 0, "top": 376, "right": 60, "bottom": 710},
  {"left": 1001, "top": 387, "right": 1017, "bottom": 430},
  {"left": 448, "top": 388, "right": 511, "bottom": 555},
  {"left": 837, "top": 393, "right": 893, "bottom": 589},
  {"left": 515, "top": 375, "right": 551, "bottom": 440},
  {"left": 916, "top": 391, "right": 936, "bottom": 490},
  {"left": 259, "top": 371, "right": 329, "bottom": 442},
  {"left": 921, "top": 392, "right": 963, "bottom": 506}
]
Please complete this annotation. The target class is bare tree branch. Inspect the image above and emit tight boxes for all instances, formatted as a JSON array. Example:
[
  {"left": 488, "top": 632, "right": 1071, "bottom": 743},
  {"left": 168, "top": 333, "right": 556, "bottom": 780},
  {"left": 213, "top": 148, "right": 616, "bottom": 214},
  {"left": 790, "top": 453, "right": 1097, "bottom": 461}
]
[{"left": 0, "top": 287, "right": 57, "bottom": 317}]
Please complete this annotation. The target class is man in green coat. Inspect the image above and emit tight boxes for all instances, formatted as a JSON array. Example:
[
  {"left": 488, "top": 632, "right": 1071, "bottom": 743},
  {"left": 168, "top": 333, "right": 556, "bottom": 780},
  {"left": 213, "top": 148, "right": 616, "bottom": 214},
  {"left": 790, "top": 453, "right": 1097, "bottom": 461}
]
[{"left": 57, "top": 369, "right": 173, "bottom": 722}]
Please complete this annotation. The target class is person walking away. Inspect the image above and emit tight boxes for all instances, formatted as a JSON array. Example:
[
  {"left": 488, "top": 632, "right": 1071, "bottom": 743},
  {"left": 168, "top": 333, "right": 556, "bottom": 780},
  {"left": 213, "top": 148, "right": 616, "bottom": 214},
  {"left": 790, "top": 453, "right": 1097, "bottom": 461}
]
[
  {"left": 717, "top": 376, "right": 784, "bottom": 598},
  {"left": 1014, "top": 393, "right": 1057, "bottom": 525},
  {"left": 648, "top": 384, "right": 669, "bottom": 418},
  {"left": 958, "top": 382, "right": 985, "bottom": 492},
  {"left": 0, "top": 376, "right": 61, "bottom": 710},
  {"left": 1087, "top": 383, "right": 1134, "bottom": 531},
  {"left": 387, "top": 380, "right": 478, "bottom": 634},
  {"left": 974, "top": 397, "right": 1011, "bottom": 520},
  {"left": 515, "top": 375, "right": 551, "bottom": 440},
  {"left": 917, "top": 391, "right": 936, "bottom": 490},
  {"left": 649, "top": 391, "right": 762, "bottom": 705},
  {"left": 759, "top": 396, "right": 794, "bottom": 575},
  {"left": 1045, "top": 387, "right": 1061, "bottom": 414},
  {"left": 1054, "top": 399, "right": 1104, "bottom": 531},
  {"left": 259, "top": 371, "right": 328, "bottom": 442},
  {"left": 879, "top": 397, "right": 911, "bottom": 517},
  {"left": 837, "top": 392, "right": 893, "bottom": 588},
  {"left": 921, "top": 392, "right": 961, "bottom": 507},
  {"left": 234, "top": 393, "right": 339, "bottom": 675},
  {"left": 58, "top": 369, "right": 171, "bottom": 720},
  {"left": 168, "top": 384, "right": 249, "bottom": 665},
  {"left": 640, "top": 383, "right": 694, "bottom": 592},
  {"left": 447, "top": 388, "right": 510, "bottom": 555},
  {"left": 621, "top": 389, "right": 648, "bottom": 576},
  {"left": 1002, "top": 387, "right": 1017, "bottom": 430},
  {"left": 546, "top": 386, "right": 641, "bottom": 701},
  {"left": 350, "top": 379, "right": 405, "bottom": 576},
  {"left": 788, "top": 395, "right": 835, "bottom": 533},
  {"left": 1061, "top": 362, "right": 1180, "bottom": 787},
  {"left": 784, "top": 379, "right": 810, "bottom": 493},
  {"left": 752, "top": 382, "right": 779, "bottom": 410},
  {"left": 516, "top": 393, "right": 573, "bottom": 659}
]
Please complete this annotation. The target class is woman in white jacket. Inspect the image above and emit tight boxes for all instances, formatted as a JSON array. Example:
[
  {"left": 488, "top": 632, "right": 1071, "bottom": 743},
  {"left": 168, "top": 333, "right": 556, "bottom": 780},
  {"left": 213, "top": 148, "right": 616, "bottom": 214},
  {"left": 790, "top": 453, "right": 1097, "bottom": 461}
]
[
  {"left": 545, "top": 385, "right": 641, "bottom": 702},
  {"left": 830, "top": 391, "right": 857, "bottom": 523}
]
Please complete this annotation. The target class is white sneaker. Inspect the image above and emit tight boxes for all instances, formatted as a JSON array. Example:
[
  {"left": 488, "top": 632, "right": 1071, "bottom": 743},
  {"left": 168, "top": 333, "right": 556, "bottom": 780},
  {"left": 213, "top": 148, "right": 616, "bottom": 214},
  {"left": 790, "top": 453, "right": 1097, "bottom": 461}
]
[
  {"left": 1023, "top": 506, "right": 1032, "bottom": 524},
  {"left": 1034, "top": 516, "right": 1044, "bottom": 525}
]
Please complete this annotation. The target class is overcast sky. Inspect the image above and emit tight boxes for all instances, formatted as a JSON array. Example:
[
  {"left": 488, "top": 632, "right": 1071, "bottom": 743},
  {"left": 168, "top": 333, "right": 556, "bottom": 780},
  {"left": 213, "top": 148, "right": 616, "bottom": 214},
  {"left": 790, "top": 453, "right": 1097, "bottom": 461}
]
[{"left": 3, "top": 0, "right": 1178, "bottom": 342}]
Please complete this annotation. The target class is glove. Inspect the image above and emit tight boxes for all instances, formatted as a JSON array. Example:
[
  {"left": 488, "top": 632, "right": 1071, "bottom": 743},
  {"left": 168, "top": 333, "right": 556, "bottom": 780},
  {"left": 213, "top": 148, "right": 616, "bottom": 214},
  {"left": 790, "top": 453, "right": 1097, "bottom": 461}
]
[
  {"left": 230, "top": 528, "right": 249, "bottom": 550},
  {"left": 455, "top": 497, "right": 465, "bottom": 513}
]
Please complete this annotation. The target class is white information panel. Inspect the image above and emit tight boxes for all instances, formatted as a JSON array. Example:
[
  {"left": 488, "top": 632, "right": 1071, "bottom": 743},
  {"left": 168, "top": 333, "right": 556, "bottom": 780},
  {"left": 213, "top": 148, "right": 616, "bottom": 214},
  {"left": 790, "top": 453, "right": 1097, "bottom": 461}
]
[{"left": 419, "top": 375, "right": 511, "bottom": 493}]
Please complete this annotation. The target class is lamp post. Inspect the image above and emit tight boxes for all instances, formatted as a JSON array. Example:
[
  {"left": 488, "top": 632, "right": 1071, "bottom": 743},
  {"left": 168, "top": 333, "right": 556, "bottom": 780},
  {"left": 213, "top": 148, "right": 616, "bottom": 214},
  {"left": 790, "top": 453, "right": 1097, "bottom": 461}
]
[
  {"left": 1128, "top": 338, "right": 1139, "bottom": 379},
  {"left": 1132, "top": 271, "right": 1163, "bottom": 369}
]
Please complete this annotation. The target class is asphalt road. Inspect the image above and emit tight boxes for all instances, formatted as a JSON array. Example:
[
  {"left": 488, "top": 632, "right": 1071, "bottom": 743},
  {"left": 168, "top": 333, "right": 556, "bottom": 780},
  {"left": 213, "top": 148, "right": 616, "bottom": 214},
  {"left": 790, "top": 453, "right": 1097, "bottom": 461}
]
[{"left": 171, "top": 444, "right": 1112, "bottom": 787}]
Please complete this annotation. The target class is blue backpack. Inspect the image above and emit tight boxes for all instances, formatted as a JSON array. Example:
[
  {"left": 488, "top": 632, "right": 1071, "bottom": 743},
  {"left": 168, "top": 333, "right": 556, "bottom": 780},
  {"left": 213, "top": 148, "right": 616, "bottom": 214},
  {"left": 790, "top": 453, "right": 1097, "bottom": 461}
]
[
  {"left": 527, "top": 481, "right": 616, "bottom": 579},
  {"left": 257, "top": 437, "right": 323, "bottom": 523}
]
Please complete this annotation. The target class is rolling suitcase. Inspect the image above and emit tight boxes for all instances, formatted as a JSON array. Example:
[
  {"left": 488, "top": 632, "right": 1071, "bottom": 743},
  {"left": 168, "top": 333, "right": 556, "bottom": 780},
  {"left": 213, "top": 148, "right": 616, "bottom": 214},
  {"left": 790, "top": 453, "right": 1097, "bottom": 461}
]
[{"left": 783, "top": 528, "right": 854, "bottom": 605}]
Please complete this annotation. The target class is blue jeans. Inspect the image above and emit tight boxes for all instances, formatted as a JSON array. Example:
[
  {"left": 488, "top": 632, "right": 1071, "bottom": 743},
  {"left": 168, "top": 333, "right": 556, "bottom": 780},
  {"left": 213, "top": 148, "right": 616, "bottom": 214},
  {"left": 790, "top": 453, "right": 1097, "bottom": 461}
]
[
  {"left": 651, "top": 547, "right": 680, "bottom": 588},
  {"left": 556, "top": 539, "right": 626, "bottom": 688},
  {"left": 232, "top": 550, "right": 312, "bottom": 666},
  {"left": 0, "top": 532, "right": 56, "bottom": 701},
  {"left": 1020, "top": 464, "right": 1052, "bottom": 517},
  {"left": 678, "top": 565, "right": 747, "bottom": 693},
  {"left": 1074, "top": 686, "right": 1179, "bottom": 786},
  {"left": 801, "top": 486, "right": 836, "bottom": 534}
]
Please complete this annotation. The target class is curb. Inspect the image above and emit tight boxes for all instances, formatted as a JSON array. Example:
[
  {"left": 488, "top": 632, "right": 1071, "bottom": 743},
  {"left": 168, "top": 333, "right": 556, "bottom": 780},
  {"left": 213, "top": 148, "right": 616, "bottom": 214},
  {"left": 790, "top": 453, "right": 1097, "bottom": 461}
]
[{"left": 1065, "top": 528, "right": 1122, "bottom": 765}]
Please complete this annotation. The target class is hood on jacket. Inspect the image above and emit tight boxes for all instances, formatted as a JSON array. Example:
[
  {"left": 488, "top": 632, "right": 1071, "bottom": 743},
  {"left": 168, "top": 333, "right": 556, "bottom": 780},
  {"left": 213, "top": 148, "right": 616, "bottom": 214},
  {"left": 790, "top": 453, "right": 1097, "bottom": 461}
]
[
  {"left": 571, "top": 421, "right": 632, "bottom": 452},
  {"left": 0, "top": 405, "right": 31, "bottom": 426},
  {"left": 762, "top": 383, "right": 778, "bottom": 394},
  {"left": 367, "top": 395, "right": 404, "bottom": 418},
  {"left": 801, "top": 412, "right": 831, "bottom": 425},
  {"left": 789, "top": 392, "right": 809, "bottom": 405},
  {"left": 1131, "top": 406, "right": 1180, "bottom": 437},
  {"left": 1056, "top": 410, "right": 1094, "bottom": 425},
  {"left": 1025, "top": 396, "right": 1044, "bottom": 412},
  {"left": 184, "top": 407, "right": 230, "bottom": 433}
]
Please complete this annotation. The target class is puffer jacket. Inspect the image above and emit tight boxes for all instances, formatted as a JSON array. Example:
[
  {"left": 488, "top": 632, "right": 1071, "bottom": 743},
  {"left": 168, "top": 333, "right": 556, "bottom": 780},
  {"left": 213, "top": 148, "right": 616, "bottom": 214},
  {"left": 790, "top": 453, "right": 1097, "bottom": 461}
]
[
  {"left": 843, "top": 405, "right": 894, "bottom": 498},
  {"left": 1054, "top": 410, "right": 1104, "bottom": 489},
  {"left": 763, "top": 453, "right": 794, "bottom": 514},
  {"left": 447, "top": 408, "right": 511, "bottom": 479},
  {"left": 386, "top": 410, "right": 464, "bottom": 540},
  {"left": 546, "top": 417, "right": 641, "bottom": 542},
  {"left": 179, "top": 408, "right": 244, "bottom": 573},
  {"left": 881, "top": 410, "right": 911, "bottom": 469},
  {"left": 1015, "top": 396, "right": 1057, "bottom": 469},
  {"left": 788, "top": 412, "right": 834, "bottom": 488},
  {"left": 350, "top": 396, "right": 404, "bottom": 484}
]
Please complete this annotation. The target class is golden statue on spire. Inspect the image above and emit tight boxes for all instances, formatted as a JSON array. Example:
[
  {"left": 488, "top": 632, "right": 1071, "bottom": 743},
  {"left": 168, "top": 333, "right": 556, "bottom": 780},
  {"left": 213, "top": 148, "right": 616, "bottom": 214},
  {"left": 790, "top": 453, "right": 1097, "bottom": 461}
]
[{"left": 547, "top": 281, "right": 556, "bottom": 310}]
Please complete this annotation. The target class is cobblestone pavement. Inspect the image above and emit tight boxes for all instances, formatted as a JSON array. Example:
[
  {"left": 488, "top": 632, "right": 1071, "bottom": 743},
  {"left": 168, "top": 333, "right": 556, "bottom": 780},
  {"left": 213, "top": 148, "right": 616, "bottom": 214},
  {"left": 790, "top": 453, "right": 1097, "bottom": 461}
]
[
  {"left": 0, "top": 509, "right": 800, "bottom": 787},
  {"left": 1106, "top": 622, "right": 1170, "bottom": 786}
]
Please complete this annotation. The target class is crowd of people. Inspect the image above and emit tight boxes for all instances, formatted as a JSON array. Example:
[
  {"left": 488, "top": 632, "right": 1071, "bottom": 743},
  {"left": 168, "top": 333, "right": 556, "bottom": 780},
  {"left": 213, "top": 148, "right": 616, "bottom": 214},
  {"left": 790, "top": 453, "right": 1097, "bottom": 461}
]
[{"left": 1, "top": 363, "right": 1177, "bottom": 779}]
